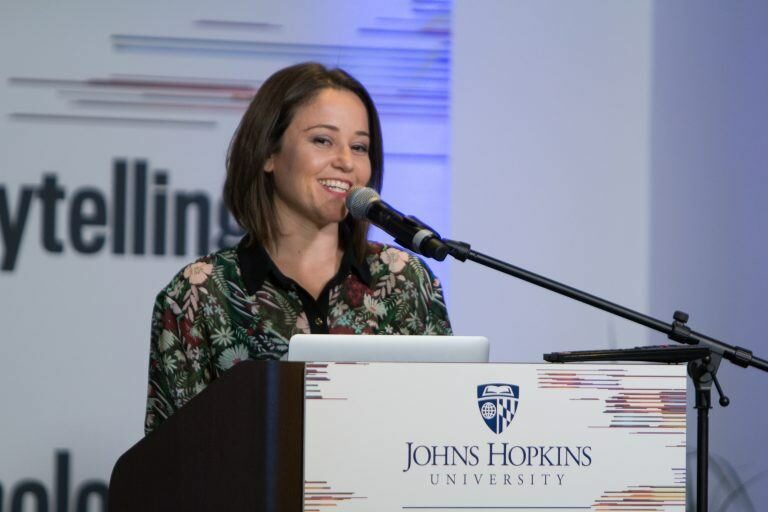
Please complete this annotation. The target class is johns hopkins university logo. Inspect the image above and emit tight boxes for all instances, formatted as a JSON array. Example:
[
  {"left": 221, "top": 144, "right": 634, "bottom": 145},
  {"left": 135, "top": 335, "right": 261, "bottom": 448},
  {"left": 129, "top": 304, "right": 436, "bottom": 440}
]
[{"left": 477, "top": 384, "right": 520, "bottom": 434}]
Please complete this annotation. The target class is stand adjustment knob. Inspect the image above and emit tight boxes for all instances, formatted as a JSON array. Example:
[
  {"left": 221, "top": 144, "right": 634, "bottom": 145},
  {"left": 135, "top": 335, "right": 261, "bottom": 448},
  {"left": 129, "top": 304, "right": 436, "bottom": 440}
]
[
  {"left": 712, "top": 374, "right": 730, "bottom": 407},
  {"left": 669, "top": 310, "right": 694, "bottom": 344}
]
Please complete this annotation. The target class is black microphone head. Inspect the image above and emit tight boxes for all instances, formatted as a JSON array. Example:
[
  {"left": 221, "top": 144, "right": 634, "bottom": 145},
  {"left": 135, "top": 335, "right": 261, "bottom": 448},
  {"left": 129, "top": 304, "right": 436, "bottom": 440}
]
[{"left": 346, "top": 186, "right": 380, "bottom": 220}]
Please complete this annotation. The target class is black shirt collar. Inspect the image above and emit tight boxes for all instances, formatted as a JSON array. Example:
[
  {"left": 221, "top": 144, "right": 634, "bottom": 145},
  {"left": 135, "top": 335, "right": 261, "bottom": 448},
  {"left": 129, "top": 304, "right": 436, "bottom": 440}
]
[{"left": 237, "top": 235, "right": 372, "bottom": 296}]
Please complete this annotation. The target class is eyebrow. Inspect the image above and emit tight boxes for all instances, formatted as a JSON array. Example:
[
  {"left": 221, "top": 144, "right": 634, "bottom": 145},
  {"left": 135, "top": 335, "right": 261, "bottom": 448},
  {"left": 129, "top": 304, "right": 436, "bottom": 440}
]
[{"left": 304, "top": 124, "right": 370, "bottom": 137}]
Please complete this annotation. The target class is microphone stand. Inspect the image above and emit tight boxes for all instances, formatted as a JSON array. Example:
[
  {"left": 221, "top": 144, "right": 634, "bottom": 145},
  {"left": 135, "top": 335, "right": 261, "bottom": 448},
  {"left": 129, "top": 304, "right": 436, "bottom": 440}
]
[{"left": 439, "top": 239, "right": 768, "bottom": 512}]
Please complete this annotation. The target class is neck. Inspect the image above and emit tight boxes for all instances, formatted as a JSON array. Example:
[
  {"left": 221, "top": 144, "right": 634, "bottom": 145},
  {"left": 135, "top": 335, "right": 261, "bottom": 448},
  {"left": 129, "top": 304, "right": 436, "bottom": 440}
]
[
  {"left": 269, "top": 223, "right": 341, "bottom": 265},
  {"left": 268, "top": 195, "right": 347, "bottom": 263},
  {"left": 266, "top": 221, "right": 344, "bottom": 301}
]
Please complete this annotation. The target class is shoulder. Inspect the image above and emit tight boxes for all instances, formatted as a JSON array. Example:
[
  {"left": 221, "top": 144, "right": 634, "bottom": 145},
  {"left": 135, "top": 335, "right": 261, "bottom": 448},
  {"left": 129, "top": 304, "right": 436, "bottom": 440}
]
[
  {"left": 360, "top": 241, "right": 451, "bottom": 332},
  {"left": 363, "top": 241, "right": 438, "bottom": 282},
  {"left": 155, "top": 246, "right": 239, "bottom": 302}
]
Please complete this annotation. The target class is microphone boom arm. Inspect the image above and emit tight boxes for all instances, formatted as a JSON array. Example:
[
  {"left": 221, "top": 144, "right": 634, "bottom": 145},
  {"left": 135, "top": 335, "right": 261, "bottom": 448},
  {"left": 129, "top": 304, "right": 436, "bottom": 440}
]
[{"left": 442, "top": 238, "right": 767, "bottom": 372}]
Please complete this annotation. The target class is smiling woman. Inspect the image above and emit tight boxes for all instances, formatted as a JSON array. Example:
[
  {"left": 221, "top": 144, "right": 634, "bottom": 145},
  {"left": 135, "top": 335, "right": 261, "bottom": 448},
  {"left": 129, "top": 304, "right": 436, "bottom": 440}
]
[{"left": 144, "top": 62, "right": 452, "bottom": 435}]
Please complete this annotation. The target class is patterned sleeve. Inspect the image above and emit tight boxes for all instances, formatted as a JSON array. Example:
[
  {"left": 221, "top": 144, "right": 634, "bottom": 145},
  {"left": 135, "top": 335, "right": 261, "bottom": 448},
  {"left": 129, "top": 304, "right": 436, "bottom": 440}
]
[
  {"left": 413, "top": 255, "right": 453, "bottom": 335},
  {"left": 145, "top": 262, "right": 216, "bottom": 435}
]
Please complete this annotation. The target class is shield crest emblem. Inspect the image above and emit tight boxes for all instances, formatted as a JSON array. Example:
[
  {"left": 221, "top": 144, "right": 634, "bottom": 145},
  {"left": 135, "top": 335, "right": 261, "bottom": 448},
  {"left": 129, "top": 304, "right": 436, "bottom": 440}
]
[{"left": 477, "top": 383, "right": 519, "bottom": 434}]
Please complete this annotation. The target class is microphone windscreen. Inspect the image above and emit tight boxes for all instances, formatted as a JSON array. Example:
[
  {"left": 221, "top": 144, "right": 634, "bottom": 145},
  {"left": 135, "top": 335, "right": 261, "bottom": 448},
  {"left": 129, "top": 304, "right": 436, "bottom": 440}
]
[{"left": 346, "top": 186, "right": 380, "bottom": 220}]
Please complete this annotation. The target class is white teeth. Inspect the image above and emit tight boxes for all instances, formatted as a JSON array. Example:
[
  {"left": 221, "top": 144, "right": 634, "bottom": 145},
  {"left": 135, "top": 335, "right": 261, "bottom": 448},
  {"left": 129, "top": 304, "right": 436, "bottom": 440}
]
[{"left": 318, "top": 179, "right": 351, "bottom": 192}]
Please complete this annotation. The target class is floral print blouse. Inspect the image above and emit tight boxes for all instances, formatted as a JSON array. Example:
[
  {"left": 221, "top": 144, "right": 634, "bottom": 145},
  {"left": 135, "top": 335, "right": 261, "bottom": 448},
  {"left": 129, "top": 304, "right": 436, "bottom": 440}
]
[{"left": 145, "top": 238, "right": 452, "bottom": 434}]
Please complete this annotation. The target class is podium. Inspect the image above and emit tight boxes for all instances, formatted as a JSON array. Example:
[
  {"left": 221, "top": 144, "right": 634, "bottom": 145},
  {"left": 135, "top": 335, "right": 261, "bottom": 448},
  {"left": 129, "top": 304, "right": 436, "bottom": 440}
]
[
  {"left": 109, "top": 361, "right": 305, "bottom": 511},
  {"left": 110, "top": 360, "right": 687, "bottom": 511}
]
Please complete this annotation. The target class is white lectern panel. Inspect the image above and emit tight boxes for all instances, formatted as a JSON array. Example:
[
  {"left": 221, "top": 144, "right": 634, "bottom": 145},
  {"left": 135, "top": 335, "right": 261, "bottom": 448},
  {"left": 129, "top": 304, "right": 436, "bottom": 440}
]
[{"left": 304, "top": 363, "right": 686, "bottom": 511}]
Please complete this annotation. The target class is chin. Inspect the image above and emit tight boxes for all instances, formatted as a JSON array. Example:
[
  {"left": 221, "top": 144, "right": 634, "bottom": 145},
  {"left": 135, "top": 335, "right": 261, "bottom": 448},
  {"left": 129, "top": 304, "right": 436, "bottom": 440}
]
[{"left": 312, "top": 215, "right": 346, "bottom": 230}]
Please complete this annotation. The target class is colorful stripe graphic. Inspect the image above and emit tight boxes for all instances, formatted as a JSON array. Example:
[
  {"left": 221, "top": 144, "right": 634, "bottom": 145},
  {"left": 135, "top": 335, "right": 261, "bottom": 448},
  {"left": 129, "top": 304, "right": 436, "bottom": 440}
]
[
  {"left": 305, "top": 362, "right": 370, "bottom": 400},
  {"left": 537, "top": 367, "right": 686, "bottom": 435},
  {"left": 592, "top": 485, "right": 685, "bottom": 511},
  {"left": 305, "top": 363, "right": 331, "bottom": 400},
  {"left": 304, "top": 480, "right": 368, "bottom": 511},
  {"left": 8, "top": 0, "right": 451, "bottom": 133}
]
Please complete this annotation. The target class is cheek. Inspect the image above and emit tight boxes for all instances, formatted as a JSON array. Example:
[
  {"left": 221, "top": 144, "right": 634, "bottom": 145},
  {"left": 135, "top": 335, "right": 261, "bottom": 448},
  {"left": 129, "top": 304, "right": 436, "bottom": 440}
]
[
  {"left": 272, "top": 153, "right": 308, "bottom": 187},
  {"left": 271, "top": 165, "right": 301, "bottom": 198},
  {"left": 361, "top": 161, "right": 373, "bottom": 185}
]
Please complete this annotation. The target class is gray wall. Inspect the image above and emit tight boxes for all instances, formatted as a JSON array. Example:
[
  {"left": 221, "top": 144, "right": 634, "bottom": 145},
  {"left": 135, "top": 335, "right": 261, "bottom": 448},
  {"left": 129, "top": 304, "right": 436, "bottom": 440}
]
[
  {"left": 651, "top": 1, "right": 768, "bottom": 509},
  {"left": 452, "top": 1, "right": 768, "bottom": 509},
  {"left": 452, "top": 0, "right": 653, "bottom": 361}
]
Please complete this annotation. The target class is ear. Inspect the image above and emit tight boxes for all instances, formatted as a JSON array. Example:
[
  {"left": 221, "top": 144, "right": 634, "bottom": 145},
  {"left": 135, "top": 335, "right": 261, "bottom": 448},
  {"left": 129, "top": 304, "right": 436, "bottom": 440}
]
[{"left": 264, "top": 154, "right": 275, "bottom": 173}]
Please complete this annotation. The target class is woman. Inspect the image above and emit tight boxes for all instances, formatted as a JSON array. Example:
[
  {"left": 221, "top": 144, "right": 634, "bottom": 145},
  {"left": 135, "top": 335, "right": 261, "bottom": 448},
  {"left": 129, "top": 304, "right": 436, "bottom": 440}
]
[{"left": 145, "top": 62, "right": 451, "bottom": 434}]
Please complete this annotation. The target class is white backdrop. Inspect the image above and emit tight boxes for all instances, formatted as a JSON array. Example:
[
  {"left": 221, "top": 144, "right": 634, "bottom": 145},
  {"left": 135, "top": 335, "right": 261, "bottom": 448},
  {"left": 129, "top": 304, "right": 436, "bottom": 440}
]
[
  {"left": 2, "top": 1, "right": 767, "bottom": 511},
  {"left": 0, "top": 1, "right": 450, "bottom": 509}
]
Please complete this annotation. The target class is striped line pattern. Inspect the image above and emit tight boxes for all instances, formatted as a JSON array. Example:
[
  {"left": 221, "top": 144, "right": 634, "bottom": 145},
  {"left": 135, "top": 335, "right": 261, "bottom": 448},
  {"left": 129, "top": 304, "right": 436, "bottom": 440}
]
[
  {"left": 304, "top": 480, "right": 368, "bottom": 511},
  {"left": 592, "top": 485, "right": 685, "bottom": 511},
  {"left": 8, "top": 0, "right": 451, "bottom": 135}
]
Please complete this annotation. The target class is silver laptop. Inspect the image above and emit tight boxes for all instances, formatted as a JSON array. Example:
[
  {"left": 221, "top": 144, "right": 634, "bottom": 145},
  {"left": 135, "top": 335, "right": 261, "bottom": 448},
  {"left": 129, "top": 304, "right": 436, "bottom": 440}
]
[{"left": 287, "top": 334, "right": 489, "bottom": 363}]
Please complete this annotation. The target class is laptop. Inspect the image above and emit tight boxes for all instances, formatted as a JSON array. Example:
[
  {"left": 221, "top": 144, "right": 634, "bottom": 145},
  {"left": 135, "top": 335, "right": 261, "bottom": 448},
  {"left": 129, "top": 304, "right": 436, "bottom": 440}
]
[{"left": 287, "top": 334, "right": 489, "bottom": 363}]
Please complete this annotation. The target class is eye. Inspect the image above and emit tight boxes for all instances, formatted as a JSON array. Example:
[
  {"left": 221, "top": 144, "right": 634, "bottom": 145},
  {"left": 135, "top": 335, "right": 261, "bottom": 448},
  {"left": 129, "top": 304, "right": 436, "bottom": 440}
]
[
  {"left": 351, "top": 143, "right": 369, "bottom": 154},
  {"left": 312, "top": 136, "right": 332, "bottom": 147}
]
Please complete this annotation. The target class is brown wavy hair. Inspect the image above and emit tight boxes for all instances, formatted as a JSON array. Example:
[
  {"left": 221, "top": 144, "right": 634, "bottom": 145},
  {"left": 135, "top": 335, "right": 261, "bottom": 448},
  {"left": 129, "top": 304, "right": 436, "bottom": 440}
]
[{"left": 224, "top": 62, "right": 384, "bottom": 258}]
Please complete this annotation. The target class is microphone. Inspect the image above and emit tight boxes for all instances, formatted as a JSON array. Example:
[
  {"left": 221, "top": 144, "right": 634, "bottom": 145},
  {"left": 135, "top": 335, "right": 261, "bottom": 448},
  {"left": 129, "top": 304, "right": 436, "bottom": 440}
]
[{"left": 346, "top": 187, "right": 449, "bottom": 261}]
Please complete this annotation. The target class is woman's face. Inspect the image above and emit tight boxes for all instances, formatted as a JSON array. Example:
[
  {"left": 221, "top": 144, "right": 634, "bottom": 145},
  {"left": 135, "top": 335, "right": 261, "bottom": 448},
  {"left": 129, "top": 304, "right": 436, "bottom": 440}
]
[{"left": 265, "top": 87, "right": 372, "bottom": 232}]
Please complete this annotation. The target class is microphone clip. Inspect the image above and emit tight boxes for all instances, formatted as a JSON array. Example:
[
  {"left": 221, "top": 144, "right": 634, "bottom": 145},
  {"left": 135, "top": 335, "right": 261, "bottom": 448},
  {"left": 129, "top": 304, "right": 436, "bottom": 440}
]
[{"left": 396, "top": 215, "right": 449, "bottom": 261}]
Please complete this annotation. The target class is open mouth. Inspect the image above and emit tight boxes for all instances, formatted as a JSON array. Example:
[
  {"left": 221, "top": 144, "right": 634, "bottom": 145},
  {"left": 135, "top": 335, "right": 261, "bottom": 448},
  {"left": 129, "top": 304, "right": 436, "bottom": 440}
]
[{"left": 318, "top": 179, "right": 351, "bottom": 193}]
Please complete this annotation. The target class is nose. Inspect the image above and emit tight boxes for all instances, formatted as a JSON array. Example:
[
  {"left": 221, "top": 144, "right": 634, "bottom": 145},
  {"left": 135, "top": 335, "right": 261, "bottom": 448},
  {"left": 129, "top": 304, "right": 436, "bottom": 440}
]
[{"left": 334, "top": 146, "right": 354, "bottom": 173}]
